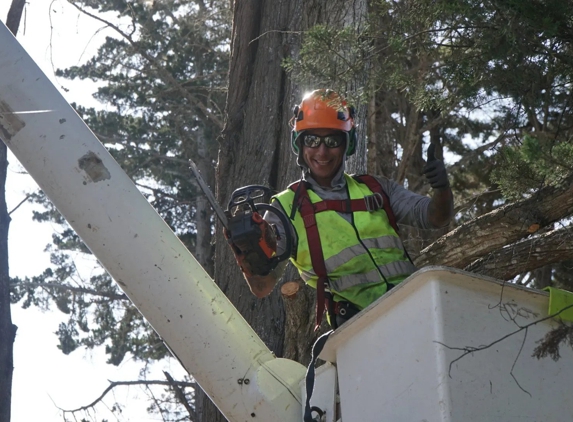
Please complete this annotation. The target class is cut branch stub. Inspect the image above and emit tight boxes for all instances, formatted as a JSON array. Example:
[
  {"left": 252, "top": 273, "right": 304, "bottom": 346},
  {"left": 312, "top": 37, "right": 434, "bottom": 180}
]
[{"left": 281, "top": 280, "right": 301, "bottom": 299}]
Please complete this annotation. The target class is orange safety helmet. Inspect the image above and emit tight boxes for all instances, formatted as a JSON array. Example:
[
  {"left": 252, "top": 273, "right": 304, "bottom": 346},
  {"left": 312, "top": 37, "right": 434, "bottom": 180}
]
[{"left": 291, "top": 89, "right": 357, "bottom": 156}]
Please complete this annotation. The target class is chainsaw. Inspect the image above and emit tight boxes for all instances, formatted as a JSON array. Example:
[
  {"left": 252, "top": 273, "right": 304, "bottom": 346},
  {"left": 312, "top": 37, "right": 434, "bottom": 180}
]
[{"left": 189, "top": 160, "right": 292, "bottom": 275}]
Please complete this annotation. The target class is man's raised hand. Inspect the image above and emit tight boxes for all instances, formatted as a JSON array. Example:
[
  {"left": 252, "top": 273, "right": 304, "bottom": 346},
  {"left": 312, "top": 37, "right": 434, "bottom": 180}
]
[{"left": 423, "top": 143, "right": 449, "bottom": 190}]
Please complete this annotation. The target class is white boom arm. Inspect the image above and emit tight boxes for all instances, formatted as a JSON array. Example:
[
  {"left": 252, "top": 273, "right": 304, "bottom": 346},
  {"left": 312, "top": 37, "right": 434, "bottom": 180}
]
[{"left": 0, "top": 22, "right": 304, "bottom": 421}]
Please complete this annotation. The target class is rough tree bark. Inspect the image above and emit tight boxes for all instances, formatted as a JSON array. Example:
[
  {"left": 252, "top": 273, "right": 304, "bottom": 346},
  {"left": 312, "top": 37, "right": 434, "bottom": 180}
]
[
  {"left": 188, "top": 1, "right": 573, "bottom": 419},
  {"left": 0, "top": 137, "right": 14, "bottom": 422},
  {"left": 367, "top": 91, "right": 398, "bottom": 179},
  {"left": 196, "top": 1, "right": 298, "bottom": 418},
  {"left": 416, "top": 174, "right": 573, "bottom": 271},
  {"left": 1, "top": 3, "right": 25, "bottom": 422},
  {"left": 465, "top": 227, "right": 573, "bottom": 281},
  {"left": 196, "top": 1, "right": 367, "bottom": 420}
]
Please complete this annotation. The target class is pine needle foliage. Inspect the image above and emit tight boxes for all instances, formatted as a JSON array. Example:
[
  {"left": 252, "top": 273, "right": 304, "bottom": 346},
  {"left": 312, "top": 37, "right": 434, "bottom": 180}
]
[
  {"left": 285, "top": 0, "right": 573, "bottom": 361},
  {"left": 492, "top": 135, "right": 573, "bottom": 201}
]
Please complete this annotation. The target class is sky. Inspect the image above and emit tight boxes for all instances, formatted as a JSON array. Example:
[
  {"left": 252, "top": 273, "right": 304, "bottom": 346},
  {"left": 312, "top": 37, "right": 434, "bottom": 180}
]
[{"left": 1, "top": 2, "right": 186, "bottom": 421}]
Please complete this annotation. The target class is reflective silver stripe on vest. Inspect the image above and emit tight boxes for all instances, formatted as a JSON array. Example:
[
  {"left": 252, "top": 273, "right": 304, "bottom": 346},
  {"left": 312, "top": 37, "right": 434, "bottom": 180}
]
[
  {"left": 299, "top": 236, "right": 405, "bottom": 282},
  {"left": 323, "top": 236, "right": 404, "bottom": 271},
  {"left": 329, "top": 260, "right": 417, "bottom": 292},
  {"left": 300, "top": 255, "right": 416, "bottom": 288},
  {"left": 300, "top": 269, "right": 315, "bottom": 282}
]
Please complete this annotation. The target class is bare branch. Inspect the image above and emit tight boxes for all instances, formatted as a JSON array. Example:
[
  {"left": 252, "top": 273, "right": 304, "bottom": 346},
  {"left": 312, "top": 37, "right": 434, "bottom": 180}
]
[
  {"left": 465, "top": 226, "right": 573, "bottom": 280},
  {"left": 510, "top": 328, "right": 532, "bottom": 397},
  {"left": 436, "top": 302, "right": 573, "bottom": 379},
  {"left": 8, "top": 193, "right": 32, "bottom": 216},
  {"left": 6, "top": 0, "right": 26, "bottom": 36},
  {"left": 248, "top": 29, "right": 302, "bottom": 45},
  {"left": 10, "top": 280, "right": 129, "bottom": 301},
  {"left": 164, "top": 371, "right": 196, "bottom": 420},
  {"left": 146, "top": 383, "right": 169, "bottom": 422},
  {"left": 61, "top": 379, "right": 196, "bottom": 413},
  {"left": 417, "top": 174, "right": 573, "bottom": 269}
]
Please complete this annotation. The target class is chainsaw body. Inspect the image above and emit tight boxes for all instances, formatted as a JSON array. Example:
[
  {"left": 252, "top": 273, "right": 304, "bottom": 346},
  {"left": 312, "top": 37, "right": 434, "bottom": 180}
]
[{"left": 225, "top": 185, "right": 291, "bottom": 275}]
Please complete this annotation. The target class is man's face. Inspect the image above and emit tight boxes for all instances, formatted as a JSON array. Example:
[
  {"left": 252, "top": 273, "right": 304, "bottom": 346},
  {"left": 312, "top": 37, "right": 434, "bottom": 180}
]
[{"left": 301, "top": 129, "right": 346, "bottom": 187}]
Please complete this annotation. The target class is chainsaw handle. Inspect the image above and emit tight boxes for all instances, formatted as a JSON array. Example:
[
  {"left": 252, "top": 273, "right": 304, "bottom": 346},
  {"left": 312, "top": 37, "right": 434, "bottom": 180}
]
[
  {"left": 227, "top": 185, "right": 270, "bottom": 211},
  {"left": 255, "top": 203, "right": 292, "bottom": 263}
]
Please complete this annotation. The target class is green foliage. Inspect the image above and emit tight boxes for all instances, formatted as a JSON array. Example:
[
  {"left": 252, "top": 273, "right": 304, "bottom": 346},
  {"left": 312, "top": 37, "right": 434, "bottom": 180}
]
[
  {"left": 286, "top": 0, "right": 573, "bottom": 207},
  {"left": 492, "top": 135, "right": 573, "bottom": 200},
  {"left": 285, "top": 0, "right": 573, "bottom": 297},
  {"left": 283, "top": 24, "right": 370, "bottom": 97},
  {"left": 287, "top": 0, "right": 573, "bottom": 109},
  {"left": 10, "top": 0, "right": 573, "bottom": 416},
  {"left": 11, "top": 247, "right": 168, "bottom": 363}
]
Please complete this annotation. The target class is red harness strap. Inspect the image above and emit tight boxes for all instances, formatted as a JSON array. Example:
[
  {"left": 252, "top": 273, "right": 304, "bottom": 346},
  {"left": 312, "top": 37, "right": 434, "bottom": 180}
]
[
  {"left": 293, "top": 181, "right": 330, "bottom": 329},
  {"left": 290, "top": 175, "right": 397, "bottom": 329},
  {"left": 352, "top": 174, "right": 399, "bottom": 233}
]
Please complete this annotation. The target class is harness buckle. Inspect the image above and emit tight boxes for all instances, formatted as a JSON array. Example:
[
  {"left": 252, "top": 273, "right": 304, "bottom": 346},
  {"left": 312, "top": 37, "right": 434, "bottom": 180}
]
[{"left": 364, "top": 192, "right": 383, "bottom": 212}]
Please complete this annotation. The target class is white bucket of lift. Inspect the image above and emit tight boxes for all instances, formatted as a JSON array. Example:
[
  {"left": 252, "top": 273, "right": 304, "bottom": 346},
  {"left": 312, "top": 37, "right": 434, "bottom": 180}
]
[{"left": 313, "top": 266, "right": 573, "bottom": 422}]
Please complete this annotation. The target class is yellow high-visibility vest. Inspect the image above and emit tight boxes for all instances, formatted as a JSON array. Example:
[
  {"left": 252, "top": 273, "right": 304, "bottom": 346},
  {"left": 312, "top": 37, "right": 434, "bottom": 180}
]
[{"left": 274, "top": 174, "right": 416, "bottom": 310}]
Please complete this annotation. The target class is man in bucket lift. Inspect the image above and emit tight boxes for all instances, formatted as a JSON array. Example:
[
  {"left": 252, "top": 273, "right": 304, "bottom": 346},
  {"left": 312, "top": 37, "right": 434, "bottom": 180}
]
[{"left": 228, "top": 89, "right": 454, "bottom": 329}]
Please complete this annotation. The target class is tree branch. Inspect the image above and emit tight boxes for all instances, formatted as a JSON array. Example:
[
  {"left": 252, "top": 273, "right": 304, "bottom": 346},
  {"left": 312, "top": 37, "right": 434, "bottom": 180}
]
[
  {"left": 436, "top": 302, "right": 573, "bottom": 382},
  {"left": 164, "top": 371, "right": 196, "bottom": 420},
  {"left": 465, "top": 226, "right": 573, "bottom": 280},
  {"left": 66, "top": 1, "right": 224, "bottom": 129},
  {"left": 6, "top": 0, "right": 26, "bottom": 36},
  {"left": 61, "top": 379, "right": 196, "bottom": 413},
  {"left": 10, "top": 280, "right": 129, "bottom": 301},
  {"left": 8, "top": 193, "right": 31, "bottom": 216},
  {"left": 417, "top": 174, "right": 573, "bottom": 269}
]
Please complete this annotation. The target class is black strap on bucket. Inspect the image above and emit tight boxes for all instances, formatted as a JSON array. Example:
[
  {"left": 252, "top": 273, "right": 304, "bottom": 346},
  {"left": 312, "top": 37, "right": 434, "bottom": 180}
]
[{"left": 304, "top": 330, "right": 333, "bottom": 422}]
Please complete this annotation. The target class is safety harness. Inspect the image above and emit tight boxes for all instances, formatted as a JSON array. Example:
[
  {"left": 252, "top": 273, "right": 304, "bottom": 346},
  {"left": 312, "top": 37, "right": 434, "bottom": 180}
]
[{"left": 288, "top": 174, "right": 400, "bottom": 329}]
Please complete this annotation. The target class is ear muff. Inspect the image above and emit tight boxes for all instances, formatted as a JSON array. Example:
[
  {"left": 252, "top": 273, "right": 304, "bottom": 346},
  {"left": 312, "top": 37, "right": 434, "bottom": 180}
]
[
  {"left": 293, "top": 105, "right": 301, "bottom": 121},
  {"left": 346, "top": 127, "right": 357, "bottom": 156},
  {"left": 345, "top": 106, "right": 357, "bottom": 156},
  {"left": 291, "top": 130, "right": 301, "bottom": 155},
  {"left": 291, "top": 106, "right": 301, "bottom": 155}
]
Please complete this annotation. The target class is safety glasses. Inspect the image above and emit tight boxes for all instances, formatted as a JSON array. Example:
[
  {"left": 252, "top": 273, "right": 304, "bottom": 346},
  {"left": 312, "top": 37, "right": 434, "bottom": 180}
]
[{"left": 301, "top": 133, "right": 346, "bottom": 149}]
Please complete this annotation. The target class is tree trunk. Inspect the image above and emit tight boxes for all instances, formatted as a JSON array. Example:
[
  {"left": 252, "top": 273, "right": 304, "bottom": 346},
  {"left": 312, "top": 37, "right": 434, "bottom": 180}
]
[
  {"left": 191, "top": 126, "right": 215, "bottom": 276},
  {"left": 0, "top": 4, "right": 25, "bottom": 421},
  {"left": 367, "top": 90, "right": 398, "bottom": 178},
  {"left": 0, "top": 141, "right": 13, "bottom": 422},
  {"left": 196, "top": 1, "right": 367, "bottom": 420}
]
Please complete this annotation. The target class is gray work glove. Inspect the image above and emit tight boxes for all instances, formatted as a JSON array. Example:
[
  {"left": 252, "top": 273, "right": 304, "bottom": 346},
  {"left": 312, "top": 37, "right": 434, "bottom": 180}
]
[{"left": 423, "top": 143, "right": 449, "bottom": 189}]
